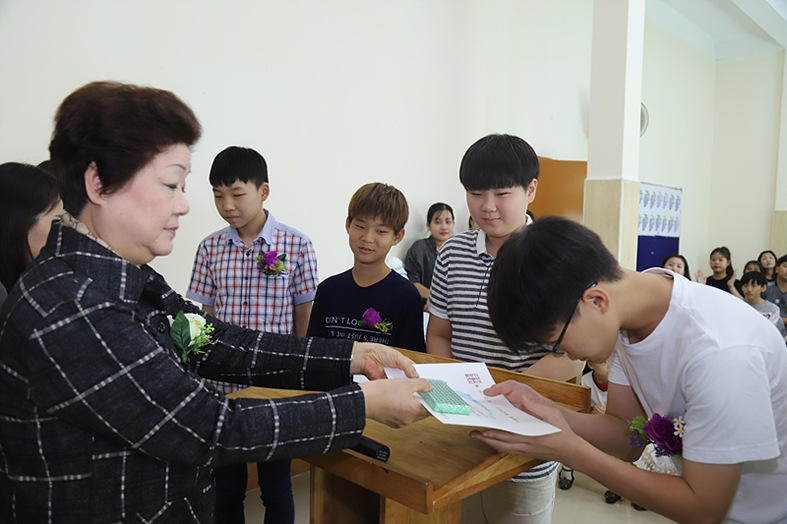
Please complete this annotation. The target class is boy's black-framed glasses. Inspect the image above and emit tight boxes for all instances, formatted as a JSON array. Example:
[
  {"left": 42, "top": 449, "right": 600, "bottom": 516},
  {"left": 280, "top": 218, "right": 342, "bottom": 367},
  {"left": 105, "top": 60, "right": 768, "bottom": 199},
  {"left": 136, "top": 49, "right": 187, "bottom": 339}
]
[{"left": 548, "top": 282, "right": 598, "bottom": 355}]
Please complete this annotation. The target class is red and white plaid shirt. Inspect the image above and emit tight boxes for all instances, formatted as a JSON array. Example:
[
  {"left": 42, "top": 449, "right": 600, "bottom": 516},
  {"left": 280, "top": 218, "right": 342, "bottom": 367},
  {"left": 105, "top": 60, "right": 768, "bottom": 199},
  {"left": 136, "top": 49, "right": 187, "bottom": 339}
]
[{"left": 187, "top": 210, "right": 319, "bottom": 393}]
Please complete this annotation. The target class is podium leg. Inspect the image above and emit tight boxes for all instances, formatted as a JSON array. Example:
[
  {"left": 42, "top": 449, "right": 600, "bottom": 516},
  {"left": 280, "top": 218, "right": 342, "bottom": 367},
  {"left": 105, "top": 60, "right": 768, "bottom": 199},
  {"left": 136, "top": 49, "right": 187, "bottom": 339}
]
[
  {"left": 310, "top": 466, "right": 378, "bottom": 524},
  {"left": 380, "top": 497, "right": 460, "bottom": 524}
]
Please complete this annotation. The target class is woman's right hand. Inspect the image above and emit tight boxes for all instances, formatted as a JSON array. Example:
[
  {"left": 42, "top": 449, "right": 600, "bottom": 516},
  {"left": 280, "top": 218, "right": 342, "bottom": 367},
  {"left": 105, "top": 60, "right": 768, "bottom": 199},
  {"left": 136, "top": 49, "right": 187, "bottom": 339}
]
[
  {"left": 696, "top": 269, "right": 706, "bottom": 284},
  {"left": 359, "top": 378, "right": 431, "bottom": 428}
]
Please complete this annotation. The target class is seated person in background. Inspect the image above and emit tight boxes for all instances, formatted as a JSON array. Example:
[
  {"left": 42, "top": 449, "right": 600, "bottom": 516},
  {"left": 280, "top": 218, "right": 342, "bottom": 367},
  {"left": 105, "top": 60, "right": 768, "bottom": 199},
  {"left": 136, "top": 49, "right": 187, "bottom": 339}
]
[
  {"left": 744, "top": 260, "right": 764, "bottom": 274},
  {"left": 741, "top": 271, "right": 786, "bottom": 339},
  {"left": 405, "top": 202, "right": 455, "bottom": 311},
  {"left": 0, "top": 162, "right": 62, "bottom": 308},
  {"left": 697, "top": 246, "right": 743, "bottom": 298},
  {"left": 187, "top": 146, "right": 319, "bottom": 524},
  {"left": 428, "top": 134, "right": 583, "bottom": 524},
  {"left": 660, "top": 253, "right": 691, "bottom": 280},
  {"left": 477, "top": 216, "right": 787, "bottom": 524},
  {"left": 760, "top": 250, "right": 778, "bottom": 282},
  {"left": 765, "top": 254, "right": 787, "bottom": 327},
  {"left": 307, "top": 183, "right": 425, "bottom": 352}
]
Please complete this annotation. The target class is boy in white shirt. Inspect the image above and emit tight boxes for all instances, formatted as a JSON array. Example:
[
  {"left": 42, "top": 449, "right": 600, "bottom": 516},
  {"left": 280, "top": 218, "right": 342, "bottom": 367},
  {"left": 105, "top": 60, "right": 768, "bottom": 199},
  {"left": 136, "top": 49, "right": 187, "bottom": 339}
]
[{"left": 475, "top": 216, "right": 787, "bottom": 524}]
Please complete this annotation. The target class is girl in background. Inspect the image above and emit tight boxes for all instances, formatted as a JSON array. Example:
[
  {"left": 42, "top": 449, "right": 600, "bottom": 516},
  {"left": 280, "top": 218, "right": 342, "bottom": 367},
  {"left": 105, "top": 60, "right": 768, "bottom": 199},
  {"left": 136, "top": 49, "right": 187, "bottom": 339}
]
[
  {"left": 0, "top": 162, "right": 62, "bottom": 307},
  {"left": 405, "top": 202, "right": 454, "bottom": 311},
  {"left": 697, "top": 246, "right": 743, "bottom": 298},
  {"left": 659, "top": 253, "right": 691, "bottom": 280},
  {"left": 744, "top": 260, "right": 764, "bottom": 275},
  {"left": 759, "top": 250, "right": 778, "bottom": 282}
]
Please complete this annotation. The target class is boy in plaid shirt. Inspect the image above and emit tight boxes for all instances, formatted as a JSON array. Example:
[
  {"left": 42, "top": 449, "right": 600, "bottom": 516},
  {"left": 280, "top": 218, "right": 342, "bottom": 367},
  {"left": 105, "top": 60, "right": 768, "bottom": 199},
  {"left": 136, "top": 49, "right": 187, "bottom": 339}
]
[{"left": 188, "top": 146, "right": 317, "bottom": 524}]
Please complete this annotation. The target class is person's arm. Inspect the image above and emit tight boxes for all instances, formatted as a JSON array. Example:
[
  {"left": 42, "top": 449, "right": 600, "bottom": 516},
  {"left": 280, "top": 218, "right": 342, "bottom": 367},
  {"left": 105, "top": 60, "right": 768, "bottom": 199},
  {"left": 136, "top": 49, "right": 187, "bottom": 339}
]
[
  {"left": 391, "top": 287, "right": 426, "bottom": 352},
  {"left": 186, "top": 242, "right": 217, "bottom": 312},
  {"left": 290, "top": 239, "right": 319, "bottom": 337},
  {"left": 292, "top": 301, "right": 312, "bottom": 337},
  {"left": 426, "top": 315, "right": 453, "bottom": 357},
  {"left": 471, "top": 382, "right": 742, "bottom": 524},
  {"left": 727, "top": 271, "right": 744, "bottom": 300},
  {"left": 425, "top": 248, "right": 452, "bottom": 357},
  {"left": 306, "top": 285, "right": 327, "bottom": 338},
  {"left": 523, "top": 353, "right": 585, "bottom": 381},
  {"left": 413, "top": 282, "right": 430, "bottom": 300},
  {"left": 30, "top": 292, "right": 430, "bottom": 467}
]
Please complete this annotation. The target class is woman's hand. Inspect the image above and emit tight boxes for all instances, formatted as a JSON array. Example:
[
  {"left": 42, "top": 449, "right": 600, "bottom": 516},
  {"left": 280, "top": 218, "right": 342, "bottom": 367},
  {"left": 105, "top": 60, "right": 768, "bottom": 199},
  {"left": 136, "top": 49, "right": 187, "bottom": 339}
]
[
  {"left": 360, "top": 378, "right": 431, "bottom": 428},
  {"left": 350, "top": 342, "right": 419, "bottom": 380},
  {"left": 696, "top": 269, "right": 706, "bottom": 284}
]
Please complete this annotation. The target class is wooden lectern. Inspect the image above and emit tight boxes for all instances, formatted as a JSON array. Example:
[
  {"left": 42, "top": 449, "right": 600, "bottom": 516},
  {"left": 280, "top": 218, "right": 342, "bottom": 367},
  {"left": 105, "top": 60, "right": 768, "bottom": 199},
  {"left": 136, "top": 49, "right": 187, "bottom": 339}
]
[{"left": 233, "top": 349, "right": 589, "bottom": 524}]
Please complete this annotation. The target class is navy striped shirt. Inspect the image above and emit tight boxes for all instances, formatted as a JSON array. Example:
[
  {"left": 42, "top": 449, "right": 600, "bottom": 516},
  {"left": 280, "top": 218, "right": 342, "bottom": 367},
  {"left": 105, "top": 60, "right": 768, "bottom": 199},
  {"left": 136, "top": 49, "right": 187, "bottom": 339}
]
[{"left": 429, "top": 226, "right": 558, "bottom": 481}]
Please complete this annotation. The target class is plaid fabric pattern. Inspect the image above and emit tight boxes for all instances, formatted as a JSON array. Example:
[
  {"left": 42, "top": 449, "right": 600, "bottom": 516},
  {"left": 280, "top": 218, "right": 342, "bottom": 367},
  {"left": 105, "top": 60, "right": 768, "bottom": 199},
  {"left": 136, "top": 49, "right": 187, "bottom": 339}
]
[
  {"left": 187, "top": 212, "right": 319, "bottom": 395},
  {"left": 0, "top": 223, "right": 364, "bottom": 523}
]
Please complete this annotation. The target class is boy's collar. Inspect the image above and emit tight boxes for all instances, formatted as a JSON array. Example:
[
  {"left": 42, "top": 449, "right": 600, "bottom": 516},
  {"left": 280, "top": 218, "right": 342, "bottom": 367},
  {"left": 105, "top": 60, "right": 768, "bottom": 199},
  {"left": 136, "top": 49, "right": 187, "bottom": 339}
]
[
  {"left": 474, "top": 214, "right": 533, "bottom": 257},
  {"left": 227, "top": 209, "right": 275, "bottom": 248}
]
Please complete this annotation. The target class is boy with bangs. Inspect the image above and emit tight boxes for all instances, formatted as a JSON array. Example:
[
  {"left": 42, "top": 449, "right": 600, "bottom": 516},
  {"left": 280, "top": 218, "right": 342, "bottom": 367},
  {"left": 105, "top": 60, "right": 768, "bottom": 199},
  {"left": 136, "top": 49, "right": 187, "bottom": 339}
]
[
  {"left": 475, "top": 216, "right": 787, "bottom": 524},
  {"left": 306, "top": 183, "right": 425, "bottom": 352},
  {"left": 427, "top": 134, "right": 582, "bottom": 524},
  {"left": 741, "top": 270, "right": 786, "bottom": 338},
  {"left": 188, "top": 146, "right": 319, "bottom": 524}
]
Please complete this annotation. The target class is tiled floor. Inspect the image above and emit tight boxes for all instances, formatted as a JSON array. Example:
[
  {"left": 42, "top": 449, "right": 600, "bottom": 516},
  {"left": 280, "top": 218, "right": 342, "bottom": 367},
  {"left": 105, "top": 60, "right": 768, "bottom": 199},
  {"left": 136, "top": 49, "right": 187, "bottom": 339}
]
[{"left": 244, "top": 470, "right": 674, "bottom": 523}]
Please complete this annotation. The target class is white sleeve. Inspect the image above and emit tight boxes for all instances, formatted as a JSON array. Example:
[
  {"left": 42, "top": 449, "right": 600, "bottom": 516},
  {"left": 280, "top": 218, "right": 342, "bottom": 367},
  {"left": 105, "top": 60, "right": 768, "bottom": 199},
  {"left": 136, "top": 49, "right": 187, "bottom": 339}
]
[
  {"left": 607, "top": 344, "right": 630, "bottom": 387},
  {"left": 681, "top": 346, "right": 779, "bottom": 464}
]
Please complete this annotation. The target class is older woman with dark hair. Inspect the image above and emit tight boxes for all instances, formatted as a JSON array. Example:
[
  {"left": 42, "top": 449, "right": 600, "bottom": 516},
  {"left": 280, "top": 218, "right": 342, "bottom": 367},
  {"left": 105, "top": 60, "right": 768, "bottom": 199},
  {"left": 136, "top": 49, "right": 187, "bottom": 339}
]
[{"left": 0, "top": 81, "right": 429, "bottom": 523}]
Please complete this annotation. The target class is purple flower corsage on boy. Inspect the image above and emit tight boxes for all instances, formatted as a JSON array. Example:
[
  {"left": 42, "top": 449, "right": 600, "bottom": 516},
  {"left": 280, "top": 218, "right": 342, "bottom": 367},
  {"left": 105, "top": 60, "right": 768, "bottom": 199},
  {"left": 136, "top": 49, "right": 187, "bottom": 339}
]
[
  {"left": 627, "top": 413, "right": 685, "bottom": 457},
  {"left": 256, "top": 249, "right": 287, "bottom": 276},
  {"left": 359, "top": 308, "right": 392, "bottom": 334}
]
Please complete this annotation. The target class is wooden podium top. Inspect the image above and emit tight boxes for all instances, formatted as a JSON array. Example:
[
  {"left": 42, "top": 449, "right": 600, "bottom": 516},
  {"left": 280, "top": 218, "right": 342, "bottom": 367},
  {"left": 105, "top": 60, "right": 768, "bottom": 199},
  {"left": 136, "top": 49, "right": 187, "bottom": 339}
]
[{"left": 232, "top": 349, "right": 589, "bottom": 514}]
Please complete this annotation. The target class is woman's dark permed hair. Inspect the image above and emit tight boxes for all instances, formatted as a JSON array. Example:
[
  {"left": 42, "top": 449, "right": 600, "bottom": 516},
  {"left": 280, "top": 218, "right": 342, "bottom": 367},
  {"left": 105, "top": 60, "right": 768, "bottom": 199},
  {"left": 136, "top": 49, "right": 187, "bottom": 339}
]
[
  {"left": 49, "top": 81, "right": 202, "bottom": 216},
  {"left": 0, "top": 162, "right": 60, "bottom": 290},
  {"left": 459, "top": 134, "right": 539, "bottom": 192},
  {"left": 209, "top": 146, "right": 268, "bottom": 188},
  {"left": 347, "top": 183, "right": 409, "bottom": 233},
  {"left": 710, "top": 246, "right": 734, "bottom": 278},
  {"left": 659, "top": 253, "right": 691, "bottom": 279},
  {"left": 487, "top": 216, "right": 623, "bottom": 351},
  {"left": 426, "top": 202, "right": 454, "bottom": 224}
]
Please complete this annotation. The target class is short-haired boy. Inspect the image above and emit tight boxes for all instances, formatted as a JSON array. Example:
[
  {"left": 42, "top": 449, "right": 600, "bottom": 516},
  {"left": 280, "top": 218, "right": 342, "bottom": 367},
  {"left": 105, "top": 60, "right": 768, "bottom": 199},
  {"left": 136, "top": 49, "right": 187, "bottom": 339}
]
[
  {"left": 742, "top": 270, "right": 786, "bottom": 338},
  {"left": 427, "top": 134, "right": 582, "bottom": 524},
  {"left": 476, "top": 216, "right": 787, "bottom": 524},
  {"left": 765, "top": 254, "right": 787, "bottom": 326},
  {"left": 306, "top": 183, "right": 425, "bottom": 352},
  {"left": 187, "top": 146, "right": 319, "bottom": 524}
]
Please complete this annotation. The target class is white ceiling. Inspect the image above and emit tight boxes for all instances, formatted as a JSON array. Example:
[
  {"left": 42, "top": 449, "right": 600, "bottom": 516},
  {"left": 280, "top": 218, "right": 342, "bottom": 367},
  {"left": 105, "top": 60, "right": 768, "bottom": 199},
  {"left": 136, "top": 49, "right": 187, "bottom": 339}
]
[{"left": 647, "top": 0, "right": 787, "bottom": 59}]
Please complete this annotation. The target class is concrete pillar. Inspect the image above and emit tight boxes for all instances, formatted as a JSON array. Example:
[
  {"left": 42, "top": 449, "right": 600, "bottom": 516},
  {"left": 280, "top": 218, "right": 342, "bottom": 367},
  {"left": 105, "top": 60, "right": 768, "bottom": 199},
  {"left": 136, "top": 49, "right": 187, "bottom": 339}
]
[
  {"left": 773, "top": 52, "right": 787, "bottom": 256},
  {"left": 584, "top": 0, "right": 646, "bottom": 269}
]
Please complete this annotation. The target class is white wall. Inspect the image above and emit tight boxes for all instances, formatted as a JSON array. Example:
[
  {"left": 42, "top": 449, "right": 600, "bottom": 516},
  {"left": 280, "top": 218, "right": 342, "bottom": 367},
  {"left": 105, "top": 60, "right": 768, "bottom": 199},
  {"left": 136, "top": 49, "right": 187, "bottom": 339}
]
[
  {"left": 639, "top": 19, "right": 717, "bottom": 277},
  {"left": 708, "top": 51, "right": 784, "bottom": 271},
  {"left": 0, "top": 0, "right": 592, "bottom": 294},
  {"left": 640, "top": 18, "right": 785, "bottom": 277}
]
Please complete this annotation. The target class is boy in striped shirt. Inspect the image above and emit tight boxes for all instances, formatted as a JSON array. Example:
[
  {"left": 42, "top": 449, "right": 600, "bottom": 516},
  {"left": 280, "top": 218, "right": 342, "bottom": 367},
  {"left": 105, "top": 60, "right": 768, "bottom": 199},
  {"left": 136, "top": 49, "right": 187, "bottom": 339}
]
[{"left": 426, "top": 134, "right": 582, "bottom": 524}]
